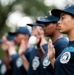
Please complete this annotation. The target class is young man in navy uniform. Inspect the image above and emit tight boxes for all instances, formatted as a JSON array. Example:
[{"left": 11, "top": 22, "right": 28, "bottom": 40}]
[{"left": 36, "top": 11, "right": 68, "bottom": 75}]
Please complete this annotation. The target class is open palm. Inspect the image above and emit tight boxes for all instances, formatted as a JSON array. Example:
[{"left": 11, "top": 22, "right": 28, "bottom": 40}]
[{"left": 47, "top": 40, "right": 55, "bottom": 60}]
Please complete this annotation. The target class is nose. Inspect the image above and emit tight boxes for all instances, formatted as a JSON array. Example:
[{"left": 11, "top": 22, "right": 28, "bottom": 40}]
[
  {"left": 43, "top": 26, "right": 46, "bottom": 30},
  {"left": 57, "top": 19, "right": 61, "bottom": 26}
]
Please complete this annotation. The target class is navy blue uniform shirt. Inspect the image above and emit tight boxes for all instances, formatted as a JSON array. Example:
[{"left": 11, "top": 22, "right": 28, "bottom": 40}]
[
  {"left": 11, "top": 47, "right": 32, "bottom": 75},
  {"left": 28, "top": 46, "right": 47, "bottom": 75},
  {"left": 41, "top": 37, "right": 68, "bottom": 75},
  {"left": 0, "top": 60, "right": 12, "bottom": 75},
  {"left": 28, "top": 47, "right": 41, "bottom": 75},
  {"left": 55, "top": 41, "right": 74, "bottom": 75}
]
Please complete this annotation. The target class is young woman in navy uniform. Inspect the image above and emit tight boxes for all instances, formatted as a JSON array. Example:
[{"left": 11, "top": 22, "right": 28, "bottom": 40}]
[{"left": 47, "top": 4, "right": 74, "bottom": 75}]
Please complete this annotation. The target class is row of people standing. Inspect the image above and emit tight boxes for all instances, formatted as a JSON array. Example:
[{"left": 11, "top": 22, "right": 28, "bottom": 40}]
[{"left": 0, "top": 4, "right": 74, "bottom": 75}]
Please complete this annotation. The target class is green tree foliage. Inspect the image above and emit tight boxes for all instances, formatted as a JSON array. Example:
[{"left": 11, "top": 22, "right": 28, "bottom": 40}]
[
  {"left": 0, "top": 0, "right": 56, "bottom": 36},
  {"left": 0, "top": 0, "right": 56, "bottom": 59}
]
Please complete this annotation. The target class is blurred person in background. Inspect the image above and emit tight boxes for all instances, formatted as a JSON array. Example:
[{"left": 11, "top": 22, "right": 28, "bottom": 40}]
[
  {"left": 27, "top": 20, "right": 47, "bottom": 75},
  {"left": 18, "top": 19, "right": 47, "bottom": 75},
  {"left": 7, "top": 27, "right": 32, "bottom": 75},
  {"left": 0, "top": 32, "right": 14, "bottom": 75}
]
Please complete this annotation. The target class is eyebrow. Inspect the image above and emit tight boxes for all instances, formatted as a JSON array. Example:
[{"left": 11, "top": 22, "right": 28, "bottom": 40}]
[{"left": 60, "top": 13, "right": 66, "bottom": 17}]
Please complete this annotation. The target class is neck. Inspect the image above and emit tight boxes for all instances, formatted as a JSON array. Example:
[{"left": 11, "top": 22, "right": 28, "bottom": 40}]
[
  {"left": 68, "top": 29, "right": 74, "bottom": 41},
  {"left": 51, "top": 31, "right": 62, "bottom": 43}
]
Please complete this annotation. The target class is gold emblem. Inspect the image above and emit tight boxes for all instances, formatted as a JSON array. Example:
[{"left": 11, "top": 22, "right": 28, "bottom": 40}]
[
  {"left": 37, "top": 17, "right": 40, "bottom": 21},
  {"left": 49, "top": 10, "right": 52, "bottom": 15},
  {"left": 45, "top": 16, "right": 48, "bottom": 18}
]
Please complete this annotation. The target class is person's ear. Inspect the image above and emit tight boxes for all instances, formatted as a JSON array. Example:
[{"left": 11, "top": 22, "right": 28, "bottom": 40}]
[
  {"left": 55, "top": 24, "right": 58, "bottom": 30},
  {"left": 73, "top": 19, "right": 74, "bottom": 26}
]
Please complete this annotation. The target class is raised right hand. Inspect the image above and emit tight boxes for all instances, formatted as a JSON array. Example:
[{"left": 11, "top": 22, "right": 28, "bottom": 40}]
[{"left": 47, "top": 39, "right": 55, "bottom": 60}]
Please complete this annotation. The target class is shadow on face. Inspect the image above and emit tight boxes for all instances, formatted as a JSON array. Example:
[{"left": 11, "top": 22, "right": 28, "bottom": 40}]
[
  {"left": 43, "top": 22, "right": 57, "bottom": 37},
  {"left": 14, "top": 33, "right": 29, "bottom": 46},
  {"left": 14, "top": 34, "right": 25, "bottom": 46}
]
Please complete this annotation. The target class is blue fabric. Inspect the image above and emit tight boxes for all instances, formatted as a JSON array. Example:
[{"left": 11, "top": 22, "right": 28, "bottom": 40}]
[
  {"left": 11, "top": 47, "right": 32, "bottom": 75},
  {"left": 52, "top": 4, "right": 74, "bottom": 18},
  {"left": 54, "top": 41, "right": 74, "bottom": 75},
  {"left": 0, "top": 60, "right": 12, "bottom": 75},
  {"left": 27, "top": 22, "right": 44, "bottom": 27},
  {"left": 37, "top": 13, "right": 59, "bottom": 23},
  {"left": 10, "top": 27, "right": 31, "bottom": 37},
  {"left": 6, "top": 32, "right": 14, "bottom": 41},
  {"left": 41, "top": 43, "right": 48, "bottom": 52},
  {"left": 28, "top": 47, "right": 42, "bottom": 75},
  {"left": 0, "top": 32, "right": 14, "bottom": 44},
  {"left": 40, "top": 37, "right": 68, "bottom": 75},
  {"left": 66, "top": 47, "right": 74, "bottom": 52}
]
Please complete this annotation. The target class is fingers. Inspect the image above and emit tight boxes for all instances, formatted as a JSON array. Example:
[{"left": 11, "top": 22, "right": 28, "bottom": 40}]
[
  {"left": 48, "top": 39, "right": 53, "bottom": 53},
  {"left": 20, "top": 39, "right": 27, "bottom": 52},
  {"left": 38, "top": 28, "right": 44, "bottom": 37},
  {"left": 6, "top": 41, "right": 14, "bottom": 47},
  {"left": 21, "top": 39, "right": 25, "bottom": 44},
  {"left": 20, "top": 39, "right": 26, "bottom": 48}
]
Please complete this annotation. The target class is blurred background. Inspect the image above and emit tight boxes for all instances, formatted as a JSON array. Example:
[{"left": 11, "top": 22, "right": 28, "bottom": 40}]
[{"left": 0, "top": 0, "right": 73, "bottom": 59}]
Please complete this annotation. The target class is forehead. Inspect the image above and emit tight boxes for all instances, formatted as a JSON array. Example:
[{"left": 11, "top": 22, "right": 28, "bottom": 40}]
[
  {"left": 60, "top": 12, "right": 73, "bottom": 18},
  {"left": 32, "top": 26, "right": 42, "bottom": 29},
  {"left": 60, "top": 12, "right": 68, "bottom": 17},
  {"left": 44, "top": 22, "right": 56, "bottom": 27}
]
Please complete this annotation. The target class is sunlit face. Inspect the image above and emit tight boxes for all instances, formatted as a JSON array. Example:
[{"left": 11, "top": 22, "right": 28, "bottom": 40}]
[
  {"left": 58, "top": 13, "right": 74, "bottom": 34},
  {"left": 43, "top": 23, "right": 57, "bottom": 37}
]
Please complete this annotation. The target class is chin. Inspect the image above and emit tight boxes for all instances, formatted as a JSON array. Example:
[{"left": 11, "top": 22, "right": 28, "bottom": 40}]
[
  {"left": 15, "top": 42, "right": 20, "bottom": 46},
  {"left": 44, "top": 34, "right": 49, "bottom": 37},
  {"left": 60, "top": 30, "right": 67, "bottom": 34}
]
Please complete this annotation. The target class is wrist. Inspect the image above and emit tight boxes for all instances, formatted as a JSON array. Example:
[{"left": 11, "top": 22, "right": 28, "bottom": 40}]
[
  {"left": 50, "top": 57, "right": 55, "bottom": 62},
  {"left": 37, "top": 44, "right": 41, "bottom": 50},
  {"left": 40, "top": 38, "right": 47, "bottom": 46},
  {"left": 19, "top": 52, "right": 24, "bottom": 56},
  {"left": 19, "top": 53, "right": 24, "bottom": 57}
]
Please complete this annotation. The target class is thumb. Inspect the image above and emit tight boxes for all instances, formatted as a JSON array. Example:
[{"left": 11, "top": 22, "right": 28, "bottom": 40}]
[
  {"left": 38, "top": 29, "right": 41, "bottom": 35},
  {"left": 48, "top": 39, "right": 53, "bottom": 52}
]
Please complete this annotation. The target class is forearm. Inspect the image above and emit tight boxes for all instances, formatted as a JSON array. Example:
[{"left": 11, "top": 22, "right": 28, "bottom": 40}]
[
  {"left": 37, "top": 46, "right": 45, "bottom": 59},
  {"left": 36, "top": 36, "right": 47, "bottom": 59},
  {"left": 37, "top": 43, "right": 48, "bottom": 60},
  {"left": 20, "top": 54, "right": 29, "bottom": 71},
  {"left": 4, "top": 51, "right": 11, "bottom": 70},
  {"left": 50, "top": 58, "right": 55, "bottom": 68},
  {"left": 4, "top": 51, "right": 9, "bottom": 61}
]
